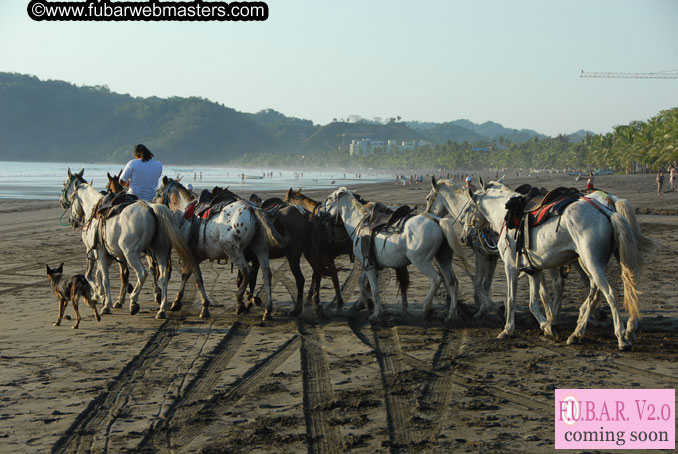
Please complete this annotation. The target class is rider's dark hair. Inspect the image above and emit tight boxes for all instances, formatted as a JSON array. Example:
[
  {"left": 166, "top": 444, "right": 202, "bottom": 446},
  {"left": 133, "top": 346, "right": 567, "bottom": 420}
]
[{"left": 134, "top": 144, "right": 154, "bottom": 162}]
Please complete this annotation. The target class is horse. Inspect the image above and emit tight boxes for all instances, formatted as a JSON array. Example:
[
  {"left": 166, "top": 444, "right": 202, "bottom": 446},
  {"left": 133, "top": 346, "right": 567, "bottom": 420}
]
[
  {"left": 323, "top": 187, "right": 466, "bottom": 322},
  {"left": 461, "top": 178, "right": 649, "bottom": 350},
  {"left": 283, "top": 187, "right": 411, "bottom": 311},
  {"left": 426, "top": 177, "right": 569, "bottom": 326},
  {"left": 61, "top": 168, "right": 194, "bottom": 319},
  {"left": 154, "top": 177, "right": 286, "bottom": 320}
]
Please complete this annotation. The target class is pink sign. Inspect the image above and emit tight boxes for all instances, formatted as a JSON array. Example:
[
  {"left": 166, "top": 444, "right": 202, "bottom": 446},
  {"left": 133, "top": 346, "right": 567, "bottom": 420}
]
[{"left": 555, "top": 389, "right": 675, "bottom": 450}]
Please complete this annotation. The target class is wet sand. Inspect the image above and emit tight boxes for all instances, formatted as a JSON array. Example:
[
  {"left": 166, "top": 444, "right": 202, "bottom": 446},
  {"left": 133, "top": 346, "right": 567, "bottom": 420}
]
[{"left": 0, "top": 173, "right": 676, "bottom": 453}]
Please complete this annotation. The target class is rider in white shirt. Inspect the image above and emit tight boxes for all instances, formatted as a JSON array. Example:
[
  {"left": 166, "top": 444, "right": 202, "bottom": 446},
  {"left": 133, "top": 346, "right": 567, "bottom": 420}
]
[{"left": 119, "top": 144, "right": 162, "bottom": 201}]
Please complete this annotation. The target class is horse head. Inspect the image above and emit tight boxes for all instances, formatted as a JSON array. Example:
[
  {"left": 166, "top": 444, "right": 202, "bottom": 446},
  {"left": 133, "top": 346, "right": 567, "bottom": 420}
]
[
  {"left": 61, "top": 168, "right": 86, "bottom": 209},
  {"left": 106, "top": 170, "right": 124, "bottom": 193}
]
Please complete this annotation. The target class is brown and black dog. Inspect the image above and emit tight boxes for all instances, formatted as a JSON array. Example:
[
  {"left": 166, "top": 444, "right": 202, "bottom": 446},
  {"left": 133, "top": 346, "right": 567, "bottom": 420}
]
[{"left": 46, "top": 263, "right": 101, "bottom": 329}]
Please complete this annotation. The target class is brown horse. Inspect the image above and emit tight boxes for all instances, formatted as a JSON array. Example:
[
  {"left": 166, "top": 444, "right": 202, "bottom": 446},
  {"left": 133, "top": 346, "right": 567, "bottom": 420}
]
[{"left": 283, "top": 188, "right": 410, "bottom": 310}]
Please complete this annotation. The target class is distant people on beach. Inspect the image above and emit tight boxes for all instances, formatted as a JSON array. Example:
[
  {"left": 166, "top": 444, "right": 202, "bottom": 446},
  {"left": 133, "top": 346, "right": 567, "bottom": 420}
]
[
  {"left": 656, "top": 171, "right": 664, "bottom": 196},
  {"left": 669, "top": 165, "right": 676, "bottom": 191},
  {"left": 119, "top": 144, "right": 162, "bottom": 201},
  {"left": 586, "top": 172, "right": 595, "bottom": 191}
]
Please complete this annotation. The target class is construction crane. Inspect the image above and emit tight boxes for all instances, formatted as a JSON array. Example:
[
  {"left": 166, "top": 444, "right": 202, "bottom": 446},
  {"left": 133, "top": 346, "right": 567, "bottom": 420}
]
[
  {"left": 580, "top": 70, "right": 678, "bottom": 79},
  {"left": 336, "top": 132, "right": 373, "bottom": 149}
]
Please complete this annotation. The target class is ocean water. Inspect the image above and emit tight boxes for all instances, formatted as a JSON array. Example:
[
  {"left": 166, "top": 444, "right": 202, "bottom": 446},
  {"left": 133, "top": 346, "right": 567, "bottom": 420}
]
[{"left": 0, "top": 161, "right": 391, "bottom": 200}]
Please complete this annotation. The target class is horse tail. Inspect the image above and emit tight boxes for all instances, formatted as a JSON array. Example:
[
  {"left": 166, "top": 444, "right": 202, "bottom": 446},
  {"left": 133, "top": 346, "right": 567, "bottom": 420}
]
[
  {"left": 148, "top": 203, "right": 194, "bottom": 274},
  {"left": 439, "top": 217, "right": 471, "bottom": 273},
  {"left": 252, "top": 207, "right": 287, "bottom": 249},
  {"left": 609, "top": 211, "right": 641, "bottom": 320},
  {"left": 613, "top": 198, "right": 656, "bottom": 269}
]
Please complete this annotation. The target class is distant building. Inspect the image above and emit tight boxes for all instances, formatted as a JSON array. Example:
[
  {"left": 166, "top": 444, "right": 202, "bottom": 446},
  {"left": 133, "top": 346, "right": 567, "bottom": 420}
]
[{"left": 350, "top": 138, "right": 430, "bottom": 156}]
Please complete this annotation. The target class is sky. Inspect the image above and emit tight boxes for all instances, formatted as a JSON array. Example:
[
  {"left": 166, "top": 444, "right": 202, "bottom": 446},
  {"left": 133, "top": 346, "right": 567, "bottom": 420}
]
[{"left": 0, "top": 0, "right": 677, "bottom": 136}]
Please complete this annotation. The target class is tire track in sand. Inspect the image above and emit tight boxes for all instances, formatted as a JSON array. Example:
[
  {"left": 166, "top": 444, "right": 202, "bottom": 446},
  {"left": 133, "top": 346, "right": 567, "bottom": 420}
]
[
  {"left": 299, "top": 323, "right": 344, "bottom": 454},
  {"left": 350, "top": 322, "right": 415, "bottom": 452},
  {"left": 162, "top": 333, "right": 302, "bottom": 452},
  {"left": 136, "top": 321, "right": 251, "bottom": 452},
  {"left": 51, "top": 316, "right": 185, "bottom": 454}
]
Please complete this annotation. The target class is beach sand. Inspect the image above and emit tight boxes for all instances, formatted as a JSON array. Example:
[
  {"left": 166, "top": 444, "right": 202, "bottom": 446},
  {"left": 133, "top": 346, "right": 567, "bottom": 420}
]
[{"left": 0, "top": 173, "right": 676, "bottom": 453}]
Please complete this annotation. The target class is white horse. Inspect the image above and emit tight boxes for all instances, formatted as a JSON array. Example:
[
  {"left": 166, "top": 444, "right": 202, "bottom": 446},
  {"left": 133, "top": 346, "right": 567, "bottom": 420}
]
[
  {"left": 61, "top": 169, "right": 194, "bottom": 319},
  {"left": 323, "top": 187, "right": 467, "bottom": 322},
  {"left": 426, "top": 177, "right": 571, "bottom": 326},
  {"left": 154, "top": 177, "right": 286, "bottom": 321},
  {"left": 462, "top": 179, "right": 648, "bottom": 350}
]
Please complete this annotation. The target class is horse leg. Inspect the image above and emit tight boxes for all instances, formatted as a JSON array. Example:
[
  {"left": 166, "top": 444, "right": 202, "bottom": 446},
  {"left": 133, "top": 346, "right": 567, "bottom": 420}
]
[
  {"left": 113, "top": 261, "right": 130, "bottom": 309},
  {"left": 171, "top": 271, "right": 191, "bottom": 311},
  {"left": 576, "top": 256, "right": 630, "bottom": 350},
  {"left": 412, "top": 259, "right": 442, "bottom": 320},
  {"left": 498, "top": 263, "right": 519, "bottom": 339},
  {"left": 228, "top": 249, "right": 252, "bottom": 316},
  {"left": 364, "top": 268, "right": 383, "bottom": 322},
  {"left": 98, "top": 253, "right": 114, "bottom": 315},
  {"left": 395, "top": 267, "right": 409, "bottom": 317},
  {"left": 245, "top": 260, "right": 260, "bottom": 311},
  {"left": 145, "top": 255, "right": 161, "bottom": 305},
  {"left": 473, "top": 249, "right": 493, "bottom": 318},
  {"left": 434, "top": 247, "right": 458, "bottom": 322},
  {"left": 124, "top": 253, "right": 148, "bottom": 316},
  {"left": 528, "top": 273, "right": 553, "bottom": 337},
  {"left": 153, "top": 251, "right": 172, "bottom": 320},
  {"left": 288, "top": 256, "right": 305, "bottom": 317},
  {"left": 251, "top": 239, "right": 274, "bottom": 321},
  {"left": 567, "top": 265, "right": 600, "bottom": 344},
  {"left": 191, "top": 264, "right": 211, "bottom": 319}
]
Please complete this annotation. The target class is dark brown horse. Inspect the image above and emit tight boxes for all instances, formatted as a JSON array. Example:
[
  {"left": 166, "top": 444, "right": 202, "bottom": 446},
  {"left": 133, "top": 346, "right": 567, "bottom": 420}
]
[{"left": 283, "top": 188, "right": 410, "bottom": 309}]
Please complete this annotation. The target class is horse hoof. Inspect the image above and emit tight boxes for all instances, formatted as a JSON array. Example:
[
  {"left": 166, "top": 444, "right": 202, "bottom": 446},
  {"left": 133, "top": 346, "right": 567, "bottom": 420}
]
[
  {"left": 71, "top": 325, "right": 78, "bottom": 329},
  {"left": 496, "top": 330, "right": 511, "bottom": 340},
  {"left": 236, "top": 305, "right": 246, "bottom": 315},
  {"left": 53, "top": 321, "right": 60, "bottom": 326},
  {"left": 424, "top": 309, "right": 433, "bottom": 320},
  {"left": 252, "top": 296, "right": 263, "bottom": 307},
  {"left": 566, "top": 335, "right": 579, "bottom": 345},
  {"left": 542, "top": 324, "right": 555, "bottom": 338},
  {"left": 170, "top": 301, "right": 182, "bottom": 312},
  {"left": 64, "top": 315, "right": 72, "bottom": 320},
  {"left": 199, "top": 308, "right": 210, "bottom": 319},
  {"left": 113, "top": 302, "right": 123, "bottom": 309},
  {"left": 618, "top": 343, "right": 632, "bottom": 352},
  {"left": 130, "top": 303, "right": 140, "bottom": 316},
  {"left": 101, "top": 307, "right": 112, "bottom": 315},
  {"left": 155, "top": 310, "right": 166, "bottom": 319},
  {"left": 95, "top": 314, "right": 101, "bottom": 322},
  {"left": 262, "top": 313, "right": 273, "bottom": 321}
]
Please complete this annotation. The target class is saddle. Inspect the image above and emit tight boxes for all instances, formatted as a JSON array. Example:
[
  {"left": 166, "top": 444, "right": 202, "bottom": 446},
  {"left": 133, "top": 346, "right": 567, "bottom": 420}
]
[
  {"left": 260, "top": 197, "right": 288, "bottom": 219},
  {"left": 358, "top": 202, "right": 414, "bottom": 270},
  {"left": 95, "top": 191, "right": 138, "bottom": 220},
  {"left": 504, "top": 185, "right": 581, "bottom": 272},
  {"left": 194, "top": 187, "right": 240, "bottom": 219}
]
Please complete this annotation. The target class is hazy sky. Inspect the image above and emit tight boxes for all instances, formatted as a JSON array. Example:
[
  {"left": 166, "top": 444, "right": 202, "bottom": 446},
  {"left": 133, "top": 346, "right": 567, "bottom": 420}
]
[{"left": 1, "top": 0, "right": 676, "bottom": 136}]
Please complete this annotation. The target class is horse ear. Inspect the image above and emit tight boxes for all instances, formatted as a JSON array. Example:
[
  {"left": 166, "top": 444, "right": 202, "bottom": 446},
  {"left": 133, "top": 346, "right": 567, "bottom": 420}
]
[
  {"left": 90, "top": 179, "right": 94, "bottom": 185},
  {"left": 77, "top": 168, "right": 84, "bottom": 177},
  {"left": 498, "top": 175, "right": 505, "bottom": 184},
  {"left": 117, "top": 169, "right": 122, "bottom": 178},
  {"left": 467, "top": 187, "right": 475, "bottom": 201},
  {"left": 67, "top": 168, "right": 72, "bottom": 178},
  {"left": 431, "top": 176, "right": 438, "bottom": 189},
  {"left": 479, "top": 176, "right": 485, "bottom": 190},
  {"left": 46, "top": 264, "right": 51, "bottom": 274},
  {"left": 297, "top": 187, "right": 302, "bottom": 194},
  {"left": 162, "top": 176, "right": 168, "bottom": 184},
  {"left": 57, "top": 263, "right": 64, "bottom": 273},
  {"left": 107, "top": 172, "right": 112, "bottom": 179}
]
